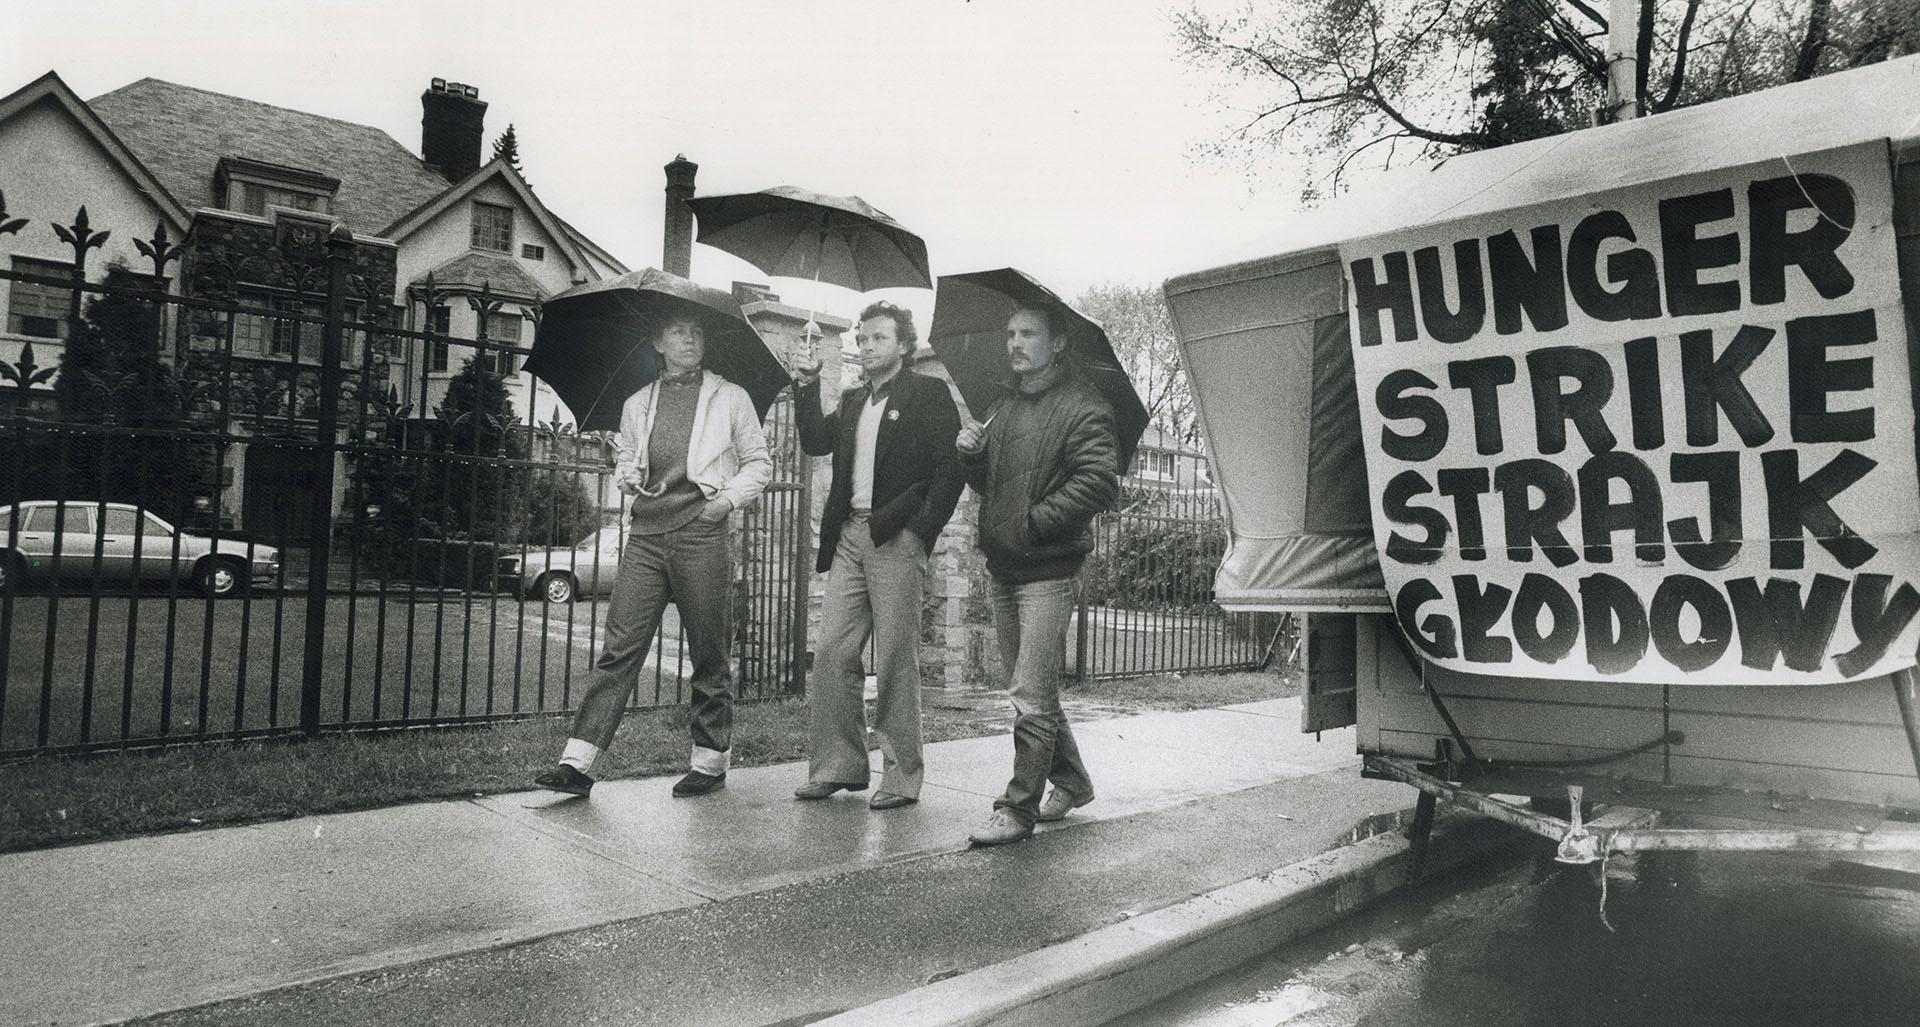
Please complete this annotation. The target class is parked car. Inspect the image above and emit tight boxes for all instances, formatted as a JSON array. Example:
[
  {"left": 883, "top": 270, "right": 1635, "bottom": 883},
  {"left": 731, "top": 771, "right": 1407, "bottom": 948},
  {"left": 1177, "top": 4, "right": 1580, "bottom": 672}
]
[
  {"left": 496, "top": 525, "right": 624, "bottom": 603},
  {"left": 0, "top": 500, "right": 280, "bottom": 597}
]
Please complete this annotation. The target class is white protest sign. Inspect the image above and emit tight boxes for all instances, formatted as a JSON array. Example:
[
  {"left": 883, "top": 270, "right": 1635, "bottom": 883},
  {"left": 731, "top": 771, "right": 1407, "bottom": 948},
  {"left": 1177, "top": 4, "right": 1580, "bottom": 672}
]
[{"left": 1341, "top": 140, "right": 1920, "bottom": 684}]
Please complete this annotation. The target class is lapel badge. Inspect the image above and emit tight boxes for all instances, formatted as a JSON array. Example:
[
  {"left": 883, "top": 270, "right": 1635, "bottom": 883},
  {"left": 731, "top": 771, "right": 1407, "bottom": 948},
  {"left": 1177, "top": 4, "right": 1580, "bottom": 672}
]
[{"left": 887, "top": 409, "right": 900, "bottom": 421}]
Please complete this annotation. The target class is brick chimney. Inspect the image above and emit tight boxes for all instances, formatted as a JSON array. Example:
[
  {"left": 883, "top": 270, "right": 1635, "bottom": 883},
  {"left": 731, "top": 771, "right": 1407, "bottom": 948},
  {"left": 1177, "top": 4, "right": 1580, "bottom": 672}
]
[
  {"left": 663, "top": 154, "right": 698, "bottom": 277},
  {"left": 421, "top": 78, "right": 487, "bottom": 182}
]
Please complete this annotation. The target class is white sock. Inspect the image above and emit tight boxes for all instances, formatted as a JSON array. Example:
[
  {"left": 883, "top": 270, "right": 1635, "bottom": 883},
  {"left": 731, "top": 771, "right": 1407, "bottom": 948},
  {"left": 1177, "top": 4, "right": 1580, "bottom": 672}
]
[
  {"left": 691, "top": 745, "right": 730, "bottom": 776},
  {"left": 560, "top": 738, "right": 600, "bottom": 773}
]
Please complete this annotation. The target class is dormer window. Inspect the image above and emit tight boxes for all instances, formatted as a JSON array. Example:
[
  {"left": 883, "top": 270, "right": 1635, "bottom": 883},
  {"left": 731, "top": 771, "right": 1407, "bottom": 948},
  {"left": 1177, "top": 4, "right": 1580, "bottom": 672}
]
[
  {"left": 216, "top": 157, "right": 338, "bottom": 217},
  {"left": 472, "top": 202, "right": 513, "bottom": 252},
  {"left": 240, "top": 183, "right": 323, "bottom": 215}
]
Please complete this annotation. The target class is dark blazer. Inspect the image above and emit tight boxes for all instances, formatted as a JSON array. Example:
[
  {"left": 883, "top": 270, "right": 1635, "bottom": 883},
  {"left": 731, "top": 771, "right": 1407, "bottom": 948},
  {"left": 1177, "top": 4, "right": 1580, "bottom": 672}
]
[{"left": 796, "top": 368, "right": 965, "bottom": 573}]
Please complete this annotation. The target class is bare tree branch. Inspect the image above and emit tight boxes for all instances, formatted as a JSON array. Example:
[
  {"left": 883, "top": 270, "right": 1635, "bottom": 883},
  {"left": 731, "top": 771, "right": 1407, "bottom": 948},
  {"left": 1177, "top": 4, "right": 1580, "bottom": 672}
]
[
  {"left": 1562, "top": 0, "right": 1608, "bottom": 30},
  {"left": 1635, "top": 0, "right": 1655, "bottom": 102},
  {"left": 1653, "top": 0, "right": 1704, "bottom": 112},
  {"left": 1792, "top": 0, "right": 1833, "bottom": 81}
]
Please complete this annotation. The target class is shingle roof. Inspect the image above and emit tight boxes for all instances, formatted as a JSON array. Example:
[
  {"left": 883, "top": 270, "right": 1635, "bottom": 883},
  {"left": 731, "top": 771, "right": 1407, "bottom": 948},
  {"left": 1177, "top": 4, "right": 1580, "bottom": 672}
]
[
  {"left": 87, "top": 78, "right": 453, "bottom": 239},
  {"left": 418, "top": 251, "right": 547, "bottom": 300}
]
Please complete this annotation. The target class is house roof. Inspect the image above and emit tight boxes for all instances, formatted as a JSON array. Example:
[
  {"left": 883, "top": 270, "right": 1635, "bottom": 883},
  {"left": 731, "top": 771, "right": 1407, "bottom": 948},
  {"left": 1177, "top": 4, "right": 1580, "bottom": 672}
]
[
  {"left": 381, "top": 158, "right": 591, "bottom": 271},
  {"left": 416, "top": 251, "right": 548, "bottom": 301},
  {"left": 87, "top": 77, "right": 453, "bottom": 238}
]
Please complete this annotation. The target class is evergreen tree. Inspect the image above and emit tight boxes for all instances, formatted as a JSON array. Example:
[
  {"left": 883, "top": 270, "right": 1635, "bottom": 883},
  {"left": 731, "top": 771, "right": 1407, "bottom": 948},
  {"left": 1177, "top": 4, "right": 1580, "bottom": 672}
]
[
  {"left": 435, "top": 355, "right": 527, "bottom": 542},
  {"left": 49, "top": 262, "right": 210, "bottom": 521},
  {"left": 491, "top": 124, "right": 528, "bottom": 186}
]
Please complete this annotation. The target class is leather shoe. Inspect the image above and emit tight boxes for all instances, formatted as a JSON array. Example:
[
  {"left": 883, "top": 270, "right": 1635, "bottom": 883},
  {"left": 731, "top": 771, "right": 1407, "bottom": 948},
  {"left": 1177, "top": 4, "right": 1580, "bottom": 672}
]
[
  {"left": 869, "top": 792, "right": 918, "bottom": 811},
  {"left": 672, "top": 770, "right": 726, "bottom": 797},
  {"left": 968, "top": 809, "right": 1033, "bottom": 846},
  {"left": 794, "top": 780, "right": 868, "bottom": 800},
  {"left": 533, "top": 764, "right": 594, "bottom": 797},
  {"left": 1036, "top": 787, "right": 1094, "bottom": 822}
]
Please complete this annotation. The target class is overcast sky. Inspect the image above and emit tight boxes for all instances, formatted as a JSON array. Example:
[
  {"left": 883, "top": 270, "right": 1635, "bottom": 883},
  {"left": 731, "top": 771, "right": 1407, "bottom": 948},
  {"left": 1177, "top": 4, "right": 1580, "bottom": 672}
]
[{"left": 4, "top": 0, "right": 1307, "bottom": 319}]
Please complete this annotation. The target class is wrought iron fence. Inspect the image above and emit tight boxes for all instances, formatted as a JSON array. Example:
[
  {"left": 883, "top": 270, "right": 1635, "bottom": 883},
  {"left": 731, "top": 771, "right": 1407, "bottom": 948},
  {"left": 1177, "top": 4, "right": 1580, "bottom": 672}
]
[
  {"left": 0, "top": 206, "right": 810, "bottom": 757},
  {"left": 1074, "top": 485, "right": 1294, "bottom": 679}
]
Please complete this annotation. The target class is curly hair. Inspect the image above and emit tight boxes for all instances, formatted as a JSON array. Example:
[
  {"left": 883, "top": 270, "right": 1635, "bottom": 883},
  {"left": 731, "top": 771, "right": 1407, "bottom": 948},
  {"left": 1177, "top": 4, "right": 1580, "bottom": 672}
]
[{"left": 858, "top": 300, "right": 918, "bottom": 350}]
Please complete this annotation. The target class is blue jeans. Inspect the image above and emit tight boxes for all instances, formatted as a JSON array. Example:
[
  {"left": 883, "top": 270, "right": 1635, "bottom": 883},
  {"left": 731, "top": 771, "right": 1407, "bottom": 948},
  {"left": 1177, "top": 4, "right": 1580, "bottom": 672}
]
[
  {"left": 989, "top": 576, "right": 1093, "bottom": 826},
  {"left": 570, "top": 516, "right": 734, "bottom": 770}
]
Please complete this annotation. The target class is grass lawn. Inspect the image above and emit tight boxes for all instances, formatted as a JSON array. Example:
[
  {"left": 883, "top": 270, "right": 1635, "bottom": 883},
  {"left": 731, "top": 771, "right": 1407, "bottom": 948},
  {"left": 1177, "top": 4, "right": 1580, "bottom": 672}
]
[
  {"left": 2, "top": 593, "right": 700, "bottom": 752},
  {"left": 0, "top": 669, "right": 1297, "bottom": 854}
]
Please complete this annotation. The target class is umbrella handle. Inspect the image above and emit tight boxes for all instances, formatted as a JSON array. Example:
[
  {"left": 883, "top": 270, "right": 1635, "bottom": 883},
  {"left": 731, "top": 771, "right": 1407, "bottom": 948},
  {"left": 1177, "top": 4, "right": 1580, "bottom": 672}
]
[{"left": 802, "top": 262, "right": 825, "bottom": 372}]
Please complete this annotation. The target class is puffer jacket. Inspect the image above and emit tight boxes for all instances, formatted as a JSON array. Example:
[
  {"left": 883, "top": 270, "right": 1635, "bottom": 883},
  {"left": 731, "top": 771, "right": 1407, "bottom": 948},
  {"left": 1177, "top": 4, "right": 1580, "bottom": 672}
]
[{"left": 959, "top": 367, "right": 1120, "bottom": 583}]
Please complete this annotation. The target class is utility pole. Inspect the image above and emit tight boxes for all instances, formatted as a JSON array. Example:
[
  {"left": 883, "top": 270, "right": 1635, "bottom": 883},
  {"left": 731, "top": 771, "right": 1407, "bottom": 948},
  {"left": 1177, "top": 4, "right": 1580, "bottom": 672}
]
[{"left": 1604, "top": 0, "right": 1641, "bottom": 122}]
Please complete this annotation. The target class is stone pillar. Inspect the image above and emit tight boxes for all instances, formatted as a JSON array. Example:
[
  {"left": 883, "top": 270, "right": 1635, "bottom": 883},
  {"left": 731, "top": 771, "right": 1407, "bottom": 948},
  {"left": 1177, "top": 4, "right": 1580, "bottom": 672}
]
[
  {"left": 920, "top": 488, "right": 1001, "bottom": 689},
  {"left": 913, "top": 355, "right": 1002, "bottom": 690}
]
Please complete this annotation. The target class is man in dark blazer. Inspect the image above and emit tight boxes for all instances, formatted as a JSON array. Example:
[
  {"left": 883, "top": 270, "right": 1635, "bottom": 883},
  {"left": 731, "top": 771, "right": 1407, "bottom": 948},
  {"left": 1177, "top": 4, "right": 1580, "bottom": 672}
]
[{"left": 791, "top": 300, "right": 964, "bottom": 809}]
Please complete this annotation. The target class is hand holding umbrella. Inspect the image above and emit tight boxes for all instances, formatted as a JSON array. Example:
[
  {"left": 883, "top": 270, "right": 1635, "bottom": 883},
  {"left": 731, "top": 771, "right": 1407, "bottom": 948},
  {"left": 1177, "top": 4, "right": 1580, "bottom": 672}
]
[
  {"left": 928, "top": 268, "right": 1150, "bottom": 474},
  {"left": 686, "top": 186, "right": 931, "bottom": 379}
]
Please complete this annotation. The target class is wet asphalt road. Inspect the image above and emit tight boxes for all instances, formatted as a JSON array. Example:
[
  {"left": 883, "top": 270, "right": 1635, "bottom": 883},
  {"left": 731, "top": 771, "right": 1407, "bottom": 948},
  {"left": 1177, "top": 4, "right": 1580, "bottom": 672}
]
[{"left": 1119, "top": 847, "right": 1920, "bottom": 1027}]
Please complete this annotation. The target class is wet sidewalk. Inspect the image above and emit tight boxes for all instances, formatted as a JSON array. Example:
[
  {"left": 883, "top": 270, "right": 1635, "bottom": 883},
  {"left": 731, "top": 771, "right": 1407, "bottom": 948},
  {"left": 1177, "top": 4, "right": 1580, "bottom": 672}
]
[{"left": 0, "top": 698, "right": 1407, "bottom": 1026}]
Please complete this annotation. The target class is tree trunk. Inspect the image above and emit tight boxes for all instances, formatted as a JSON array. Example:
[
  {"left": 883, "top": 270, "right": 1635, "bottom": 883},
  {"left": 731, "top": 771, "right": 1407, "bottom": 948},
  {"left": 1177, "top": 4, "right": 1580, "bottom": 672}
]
[{"left": 1793, "top": 0, "right": 1833, "bottom": 81}]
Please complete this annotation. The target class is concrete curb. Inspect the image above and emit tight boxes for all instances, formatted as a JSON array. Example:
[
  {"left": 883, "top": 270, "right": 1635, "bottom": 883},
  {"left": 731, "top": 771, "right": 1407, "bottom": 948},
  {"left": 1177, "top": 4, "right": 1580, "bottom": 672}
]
[{"left": 815, "top": 819, "right": 1515, "bottom": 1027}]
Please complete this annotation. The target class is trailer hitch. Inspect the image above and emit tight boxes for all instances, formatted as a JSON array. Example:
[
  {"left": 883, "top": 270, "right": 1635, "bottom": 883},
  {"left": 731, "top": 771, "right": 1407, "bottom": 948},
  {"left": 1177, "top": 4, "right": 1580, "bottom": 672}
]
[{"left": 1555, "top": 785, "right": 1598, "bottom": 864}]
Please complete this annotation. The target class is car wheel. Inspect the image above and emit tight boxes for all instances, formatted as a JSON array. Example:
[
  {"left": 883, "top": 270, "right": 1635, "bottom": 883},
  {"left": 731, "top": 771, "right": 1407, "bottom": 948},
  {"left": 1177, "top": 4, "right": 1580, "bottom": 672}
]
[
  {"left": 196, "top": 558, "right": 247, "bottom": 598},
  {"left": 537, "top": 572, "right": 575, "bottom": 604}
]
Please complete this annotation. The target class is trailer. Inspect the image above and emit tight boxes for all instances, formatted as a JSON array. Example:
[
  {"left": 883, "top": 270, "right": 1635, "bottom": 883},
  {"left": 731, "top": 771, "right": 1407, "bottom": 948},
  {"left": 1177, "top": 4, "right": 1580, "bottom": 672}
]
[{"left": 1166, "top": 56, "right": 1920, "bottom": 866}]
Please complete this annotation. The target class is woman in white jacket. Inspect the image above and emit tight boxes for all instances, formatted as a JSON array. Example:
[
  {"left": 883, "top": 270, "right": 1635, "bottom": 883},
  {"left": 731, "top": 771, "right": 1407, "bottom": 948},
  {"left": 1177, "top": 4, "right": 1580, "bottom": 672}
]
[{"left": 535, "top": 314, "right": 771, "bottom": 798}]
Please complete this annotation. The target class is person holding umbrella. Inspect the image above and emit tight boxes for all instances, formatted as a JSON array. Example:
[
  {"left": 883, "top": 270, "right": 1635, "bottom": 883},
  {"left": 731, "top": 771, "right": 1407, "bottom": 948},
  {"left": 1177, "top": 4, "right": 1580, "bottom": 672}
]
[
  {"left": 790, "top": 300, "right": 965, "bottom": 810},
  {"left": 532, "top": 310, "right": 772, "bottom": 799},
  {"left": 955, "top": 302, "right": 1121, "bottom": 846}
]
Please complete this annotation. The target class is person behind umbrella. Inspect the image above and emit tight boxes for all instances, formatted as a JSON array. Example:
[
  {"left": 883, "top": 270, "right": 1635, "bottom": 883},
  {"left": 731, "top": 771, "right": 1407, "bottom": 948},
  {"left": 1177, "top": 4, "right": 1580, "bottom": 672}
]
[
  {"left": 955, "top": 303, "right": 1119, "bottom": 846},
  {"left": 790, "top": 300, "right": 965, "bottom": 810},
  {"left": 535, "top": 313, "right": 772, "bottom": 799}
]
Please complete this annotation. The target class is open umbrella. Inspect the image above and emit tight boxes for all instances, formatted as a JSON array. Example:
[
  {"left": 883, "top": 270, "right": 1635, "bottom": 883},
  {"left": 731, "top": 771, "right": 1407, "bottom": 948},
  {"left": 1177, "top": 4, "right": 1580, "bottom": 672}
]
[
  {"left": 685, "top": 186, "right": 932, "bottom": 293},
  {"left": 525, "top": 268, "right": 787, "bottom": 433},
  {"left": 927, "top": 268, "right": 1150, "bottom": 475}
]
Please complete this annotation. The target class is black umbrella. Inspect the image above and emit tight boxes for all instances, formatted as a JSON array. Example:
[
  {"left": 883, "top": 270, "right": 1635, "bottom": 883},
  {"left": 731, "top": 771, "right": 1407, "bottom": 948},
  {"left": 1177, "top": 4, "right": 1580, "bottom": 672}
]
[
  {"left": 684, "top": 186, "right": 931, "bottom": 293},
  {"left": 525, "top": 268, "right": 786, "bottom": 433},
  {"left": 927, "top": 268, "right": 1150, "bottom": 475}
]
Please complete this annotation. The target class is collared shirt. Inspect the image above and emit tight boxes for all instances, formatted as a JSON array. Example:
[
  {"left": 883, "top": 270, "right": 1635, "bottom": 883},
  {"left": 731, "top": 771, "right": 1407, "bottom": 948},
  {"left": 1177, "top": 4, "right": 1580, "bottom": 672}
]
[{"left": 850, "top": 374, "right": 898, "bottom": 512}]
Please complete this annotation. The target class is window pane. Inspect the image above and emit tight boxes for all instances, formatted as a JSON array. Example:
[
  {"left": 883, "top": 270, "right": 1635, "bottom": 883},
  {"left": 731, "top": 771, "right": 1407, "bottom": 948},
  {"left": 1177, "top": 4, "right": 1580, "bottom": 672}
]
[
  {"left": 7, "top": 257, "right": 73, "bottom": 339},
  {"left": 36, "top": 504, "right": 94, "bottom": 534},
  {"left": 471, "top": 202, "right": 512, "bottom": 252},
  {"left": 488, "top": 312, "right": 523, "bottom": 342},
  {"left": 102, "top": 508, "right": 140, "bottom": 534},
  {"left": 429, "top": 306, "right": 450, "bottom": 371},
  {"left": 142, "top": 513, "right": 174, "bottom": 538}
]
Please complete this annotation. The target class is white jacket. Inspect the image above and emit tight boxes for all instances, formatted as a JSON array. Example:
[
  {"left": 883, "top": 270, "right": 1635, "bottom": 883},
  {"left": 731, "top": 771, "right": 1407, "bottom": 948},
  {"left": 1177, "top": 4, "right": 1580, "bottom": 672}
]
[{"left": 614, "top": 370, "right": 772, "bottom": 512}]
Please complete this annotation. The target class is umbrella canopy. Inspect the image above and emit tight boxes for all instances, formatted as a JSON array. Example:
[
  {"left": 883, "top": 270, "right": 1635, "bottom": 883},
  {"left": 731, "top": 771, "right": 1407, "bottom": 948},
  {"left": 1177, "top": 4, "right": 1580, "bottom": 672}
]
[
  {"left": 684, "top": 186, "right": 931, "bottom": 292},
  {"left": 525, "top": 268, "right": 787, "bottom": 432},
  {"left": 927, "top": 268, "right": 1150, "bottom": 475}
]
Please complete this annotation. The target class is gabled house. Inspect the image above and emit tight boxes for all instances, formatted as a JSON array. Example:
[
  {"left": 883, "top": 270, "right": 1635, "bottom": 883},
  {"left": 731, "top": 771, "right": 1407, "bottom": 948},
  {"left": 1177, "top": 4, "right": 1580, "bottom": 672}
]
[
  {"left": 1, "top": 72, "right": 626, "bottom": 420},
  {"left": 0, "top": 71, "right": 629, "bottom": 537}
]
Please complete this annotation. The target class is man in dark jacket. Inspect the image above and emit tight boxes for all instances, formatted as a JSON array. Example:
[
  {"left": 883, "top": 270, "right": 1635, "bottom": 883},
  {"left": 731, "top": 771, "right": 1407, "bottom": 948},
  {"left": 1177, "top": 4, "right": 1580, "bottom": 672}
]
[
  {"left": 956, "top": 303, "right": 1120, "bottom": 845},
  {"left": 791, "top": 301, "right": 964, "bottom": 809}
]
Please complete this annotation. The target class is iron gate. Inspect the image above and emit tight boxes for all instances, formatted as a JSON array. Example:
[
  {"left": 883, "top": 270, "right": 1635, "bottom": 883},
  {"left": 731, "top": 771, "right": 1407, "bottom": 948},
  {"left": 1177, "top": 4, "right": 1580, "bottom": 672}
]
[
  {"left": 1073, "top": 487, "right": 1293, "bottom": 679},
  {"left": 0, "top": 206, "right": 810, "bottom": 757}
]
